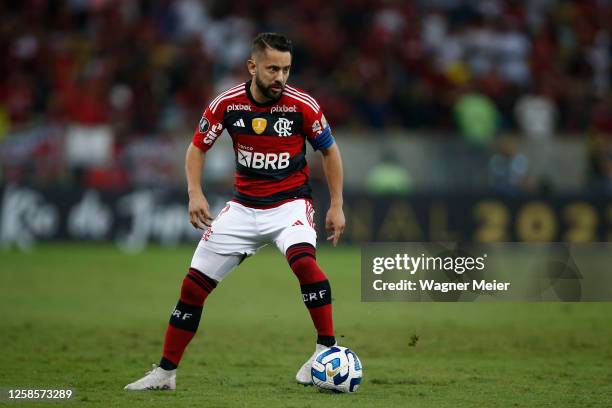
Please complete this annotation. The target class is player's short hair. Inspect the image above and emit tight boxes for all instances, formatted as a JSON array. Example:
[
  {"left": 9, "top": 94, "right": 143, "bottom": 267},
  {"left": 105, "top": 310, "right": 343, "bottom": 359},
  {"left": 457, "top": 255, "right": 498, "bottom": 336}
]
[{"left": 251, "top": 33, "right": 292, "bottom": 57}]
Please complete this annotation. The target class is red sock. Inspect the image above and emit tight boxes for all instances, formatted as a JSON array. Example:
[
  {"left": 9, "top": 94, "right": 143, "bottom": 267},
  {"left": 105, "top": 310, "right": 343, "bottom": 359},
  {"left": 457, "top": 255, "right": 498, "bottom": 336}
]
[
  {"left": 287, "top": 244, "right": 335, "bottom": 346},
  {"left": 160, "top": 268, "right": 216, "bottom": 370}
]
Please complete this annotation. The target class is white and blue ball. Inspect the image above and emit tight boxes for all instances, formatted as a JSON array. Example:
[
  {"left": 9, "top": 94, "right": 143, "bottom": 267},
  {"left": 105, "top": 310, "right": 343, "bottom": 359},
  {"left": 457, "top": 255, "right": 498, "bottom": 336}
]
[{"left": 311, "top": 346, "right": 362, "bottom": 393}]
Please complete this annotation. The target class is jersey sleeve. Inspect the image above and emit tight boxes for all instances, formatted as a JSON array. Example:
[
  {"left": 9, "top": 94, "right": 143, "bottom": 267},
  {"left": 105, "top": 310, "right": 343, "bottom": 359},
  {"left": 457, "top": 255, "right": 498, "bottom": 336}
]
[
  {"left": 303, "top": 105, "right": 334, "bottom": 151},
  {"left": 191, "top": 104, "right": 225, "bottom": 152}
]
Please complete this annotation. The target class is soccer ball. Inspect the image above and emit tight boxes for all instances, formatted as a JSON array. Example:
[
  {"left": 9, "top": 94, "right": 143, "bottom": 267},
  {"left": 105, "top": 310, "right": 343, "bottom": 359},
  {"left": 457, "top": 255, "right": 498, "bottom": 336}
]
[{"left": 311, "top": 346, "right": 362, "bottom": 393}]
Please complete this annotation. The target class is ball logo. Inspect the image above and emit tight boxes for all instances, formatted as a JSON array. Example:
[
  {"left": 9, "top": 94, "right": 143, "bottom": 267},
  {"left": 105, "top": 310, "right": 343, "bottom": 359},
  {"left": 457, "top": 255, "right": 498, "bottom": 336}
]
[
  {"left": 237, "top": 148, "right": 290, "bottom": 170},
  {"left": 327, "top": 367, "right": 341, "bottom": 377},
  {"left": 273, "top": 118, "right": 294, "bottom": 137},
  {"left": 252, "top": 118, "right": 267, "bottom": 134}
]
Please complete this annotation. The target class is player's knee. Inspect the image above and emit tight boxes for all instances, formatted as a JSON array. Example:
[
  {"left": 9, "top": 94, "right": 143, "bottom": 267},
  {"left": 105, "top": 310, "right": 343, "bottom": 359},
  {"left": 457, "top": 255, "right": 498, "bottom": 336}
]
[
  {"left": 179, "top": 268, "right": 218, "bottom": 305},
  {"left": 286, "top": 243, "right": 327, "bottom": 285}
]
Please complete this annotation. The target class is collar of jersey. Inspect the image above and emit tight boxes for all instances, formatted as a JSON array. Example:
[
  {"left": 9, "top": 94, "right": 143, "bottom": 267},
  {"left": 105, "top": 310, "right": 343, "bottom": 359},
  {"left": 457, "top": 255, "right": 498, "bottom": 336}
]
[{"left": 245, "top": 80, "right": 282, "bottom": 107}]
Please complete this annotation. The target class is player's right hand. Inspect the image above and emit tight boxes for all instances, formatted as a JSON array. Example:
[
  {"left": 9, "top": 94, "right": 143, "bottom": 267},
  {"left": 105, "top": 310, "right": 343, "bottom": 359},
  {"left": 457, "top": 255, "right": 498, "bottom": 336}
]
[{"left": 188, "top": 194, "right": 213, "bottom": 229}]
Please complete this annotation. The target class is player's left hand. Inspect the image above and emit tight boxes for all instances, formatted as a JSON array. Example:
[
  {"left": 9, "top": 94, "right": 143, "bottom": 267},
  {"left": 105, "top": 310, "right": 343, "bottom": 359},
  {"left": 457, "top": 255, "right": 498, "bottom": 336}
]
[{"left": 325, "top": 205, "right": 345, "bottom": 247}]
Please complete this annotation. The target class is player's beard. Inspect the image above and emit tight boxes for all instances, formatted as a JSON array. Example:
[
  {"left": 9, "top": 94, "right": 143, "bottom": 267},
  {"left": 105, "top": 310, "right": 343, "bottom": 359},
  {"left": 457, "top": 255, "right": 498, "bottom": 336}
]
[{"left": 255, "top": 75, "right": 283, "bottom": 101}]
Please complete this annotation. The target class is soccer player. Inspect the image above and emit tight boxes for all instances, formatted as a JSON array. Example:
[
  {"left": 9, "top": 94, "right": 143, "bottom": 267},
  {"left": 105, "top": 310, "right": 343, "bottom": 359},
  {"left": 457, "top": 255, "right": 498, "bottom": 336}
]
[{"left": 124, "top": 32, "right": 345, "bottom": 391}]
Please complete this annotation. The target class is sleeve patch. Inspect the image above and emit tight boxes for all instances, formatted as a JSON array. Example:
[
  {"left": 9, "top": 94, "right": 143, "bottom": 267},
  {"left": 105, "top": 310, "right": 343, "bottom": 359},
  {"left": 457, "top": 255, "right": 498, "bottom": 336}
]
[{"left": 199, "top": 117, "right": 210, "bottom": 133}]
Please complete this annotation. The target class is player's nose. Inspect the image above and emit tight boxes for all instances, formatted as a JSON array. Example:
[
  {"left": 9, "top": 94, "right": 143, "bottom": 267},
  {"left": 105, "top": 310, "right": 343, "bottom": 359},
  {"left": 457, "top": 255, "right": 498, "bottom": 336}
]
[{"left": 274, "top": 72, "right": 286, "bottom": 84}]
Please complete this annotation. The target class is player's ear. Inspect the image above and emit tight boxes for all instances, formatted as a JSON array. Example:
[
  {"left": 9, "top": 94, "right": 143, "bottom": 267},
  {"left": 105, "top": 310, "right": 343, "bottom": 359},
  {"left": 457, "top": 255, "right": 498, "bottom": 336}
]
[{"left": 247, "top": 59, "right": 256, "bottom": 76}]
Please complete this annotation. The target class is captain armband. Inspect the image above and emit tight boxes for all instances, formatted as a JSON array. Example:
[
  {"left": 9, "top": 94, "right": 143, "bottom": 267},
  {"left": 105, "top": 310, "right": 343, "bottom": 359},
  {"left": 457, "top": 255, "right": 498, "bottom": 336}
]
[{"left": 309, "top": 126, "right": 334, "bottom": 151}]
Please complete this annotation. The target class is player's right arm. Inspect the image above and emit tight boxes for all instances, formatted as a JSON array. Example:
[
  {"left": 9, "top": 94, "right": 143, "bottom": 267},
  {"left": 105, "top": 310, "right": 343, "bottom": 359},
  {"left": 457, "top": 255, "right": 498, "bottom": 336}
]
[
  {"left": 187, "top": 104, "right": 225, "bottom": 229},
  {"left": 185, "top": 143, "right": 212, "bottom": 229}
]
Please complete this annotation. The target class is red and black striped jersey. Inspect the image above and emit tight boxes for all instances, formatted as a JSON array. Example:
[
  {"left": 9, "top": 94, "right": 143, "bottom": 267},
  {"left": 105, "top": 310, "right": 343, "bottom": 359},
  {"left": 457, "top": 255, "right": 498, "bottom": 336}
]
[{"left": 192, "top": 80, "right": 334, "bottom": 207}]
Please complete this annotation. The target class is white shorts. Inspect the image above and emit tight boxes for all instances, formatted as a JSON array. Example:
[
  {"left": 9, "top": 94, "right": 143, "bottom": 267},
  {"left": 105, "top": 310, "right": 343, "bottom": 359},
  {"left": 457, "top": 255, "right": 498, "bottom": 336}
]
[{"left": 190, "top": 199, "right": 317, "bottom": 281}]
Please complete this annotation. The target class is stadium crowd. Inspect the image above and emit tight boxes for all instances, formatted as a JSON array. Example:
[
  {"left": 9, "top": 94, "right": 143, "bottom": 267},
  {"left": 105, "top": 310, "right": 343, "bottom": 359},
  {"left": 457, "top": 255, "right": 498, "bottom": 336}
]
[
  {"left": 0, "top": 0, "right": 610, "bottom": 190},
  {"left": 1, "top": 0, "right": 610, "bottom": 134}
]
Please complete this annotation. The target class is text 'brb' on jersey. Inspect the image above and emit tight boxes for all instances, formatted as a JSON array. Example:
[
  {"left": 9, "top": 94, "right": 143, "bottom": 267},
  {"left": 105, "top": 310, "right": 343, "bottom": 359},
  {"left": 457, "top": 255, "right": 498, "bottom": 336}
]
[{"left": 192, "top": 80, "right": 334, "bottom": 207}]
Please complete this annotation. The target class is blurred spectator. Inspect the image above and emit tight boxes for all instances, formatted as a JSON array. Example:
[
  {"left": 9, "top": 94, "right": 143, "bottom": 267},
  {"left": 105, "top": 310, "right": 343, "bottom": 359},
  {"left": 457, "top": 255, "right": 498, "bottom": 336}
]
[
  {"left": 488, "top": 135, "right": 529, "bottom": 194},
  {"left": 366, "top": 151, "right": 413, "bottom": 195},
  {"left": 453, "top": 84, "right": 500, "bottom": 144},
  {"left": 0, "top": 107, "right": 9, "bottom": 140},
  {"left": 514, "top": 85, "right": 558, "bottom": 139},
  {"left": 592, "top": 94, "right": 612, "bottom": 135},
  {"left": 587, "top": 133, "right": 612, "bottom": 194}
]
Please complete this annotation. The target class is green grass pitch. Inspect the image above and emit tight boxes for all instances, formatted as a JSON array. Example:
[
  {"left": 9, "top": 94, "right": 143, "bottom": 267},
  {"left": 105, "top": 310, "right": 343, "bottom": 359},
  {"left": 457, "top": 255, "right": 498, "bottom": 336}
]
[{"left": 1, "top": 243, "right": 611, "bottom": 407}]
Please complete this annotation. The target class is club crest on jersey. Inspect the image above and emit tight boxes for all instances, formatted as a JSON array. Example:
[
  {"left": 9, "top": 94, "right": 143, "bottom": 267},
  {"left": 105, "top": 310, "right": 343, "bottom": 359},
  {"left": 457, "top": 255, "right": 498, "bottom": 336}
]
[
  {"left": 198, "top": 117, "right": 210, "bottom": 133},
  {"left": 273, "top": 118, "right": 294, "bottom": 137},
  {"left": 252, "top": 118, "right": 267, "bottom": 134}
]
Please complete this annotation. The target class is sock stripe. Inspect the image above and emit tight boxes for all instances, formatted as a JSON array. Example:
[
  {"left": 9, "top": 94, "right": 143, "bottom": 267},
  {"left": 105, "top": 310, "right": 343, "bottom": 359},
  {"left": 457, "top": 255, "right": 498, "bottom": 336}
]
[
  {"left": 288, "top": 252, "right": 315, "bottom": 266},
  {"left": 187, "top": 269, "right": 217, "bottom": 292},
  {"left": 286, "top": 243, "right": 316, "bottom": 265},
  {"left": 189, "top": 268, "right": 218, "bottom": 288},
  {"left": 186, "top": 274, "right": 213, "bottom": 294},
  {"left": 287, "top": 244, "right": 315, "bottom": 253},
  {"left": 188, "top": 273, "right": 213, "bottom": 292},
  {"left": 287, "top": 248, "right": 316, "bottom": 259},
  {"left": 287, "top": 243, "right": 315, "bottom": 250},
  {"left": 287, "top": 243, "right": 315, "bottom": 254}
]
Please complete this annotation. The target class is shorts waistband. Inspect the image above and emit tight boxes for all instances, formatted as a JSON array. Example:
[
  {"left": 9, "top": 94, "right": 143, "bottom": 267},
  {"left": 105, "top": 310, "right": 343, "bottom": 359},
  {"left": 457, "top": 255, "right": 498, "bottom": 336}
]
[{"left": 230, "top": 197, "right": 311, "bottom": 210}]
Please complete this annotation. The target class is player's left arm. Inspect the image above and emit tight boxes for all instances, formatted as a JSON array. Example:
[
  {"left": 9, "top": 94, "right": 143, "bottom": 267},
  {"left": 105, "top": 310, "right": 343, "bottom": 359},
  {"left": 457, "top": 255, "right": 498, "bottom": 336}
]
[
  {"left": 320, "top": 142, "right": 345, "bottom": 247},
  {"left": 303, "top": 98, "right": 345, "bottom": 246}
]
